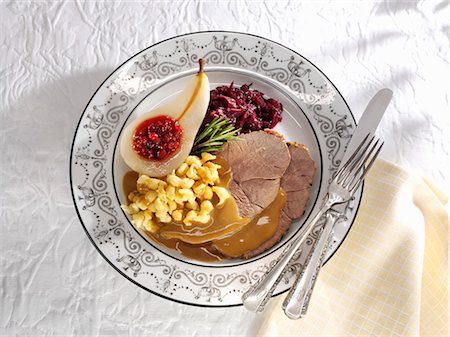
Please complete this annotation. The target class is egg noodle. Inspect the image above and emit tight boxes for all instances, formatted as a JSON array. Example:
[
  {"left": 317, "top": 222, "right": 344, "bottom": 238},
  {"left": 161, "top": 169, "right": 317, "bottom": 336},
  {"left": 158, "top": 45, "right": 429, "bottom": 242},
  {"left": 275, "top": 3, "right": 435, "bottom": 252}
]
[{"left": 121, "top": 153, "right": 230, "bottom": 232}]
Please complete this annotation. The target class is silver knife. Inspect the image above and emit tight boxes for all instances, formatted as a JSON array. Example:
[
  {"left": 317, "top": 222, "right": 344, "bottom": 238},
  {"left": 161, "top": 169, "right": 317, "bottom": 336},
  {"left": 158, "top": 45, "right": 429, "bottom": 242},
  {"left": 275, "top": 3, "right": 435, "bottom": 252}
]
[
  {"left": 282, "top": 88, "right": 393, "bottom": 319},
  {"left": 338, "top": 89, "right": 392, "bottom": 166}
]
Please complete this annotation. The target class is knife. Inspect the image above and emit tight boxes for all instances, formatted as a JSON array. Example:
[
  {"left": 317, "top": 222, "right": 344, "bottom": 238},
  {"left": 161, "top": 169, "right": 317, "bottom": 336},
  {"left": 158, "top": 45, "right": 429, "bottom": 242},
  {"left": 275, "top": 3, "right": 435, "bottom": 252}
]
[
  {"left": 337, "top": 89, "right": 392, "bottom": 168},
  {"left": 282, "top": 88, "right": 393, "bottom": 319}
]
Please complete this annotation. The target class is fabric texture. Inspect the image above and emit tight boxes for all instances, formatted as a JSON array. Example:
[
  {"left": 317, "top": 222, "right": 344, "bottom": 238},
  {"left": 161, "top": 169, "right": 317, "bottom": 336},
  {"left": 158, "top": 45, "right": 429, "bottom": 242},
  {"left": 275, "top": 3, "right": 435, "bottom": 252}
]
[{"left": 258, "top": 160, "right": 448, "bottom": 336}]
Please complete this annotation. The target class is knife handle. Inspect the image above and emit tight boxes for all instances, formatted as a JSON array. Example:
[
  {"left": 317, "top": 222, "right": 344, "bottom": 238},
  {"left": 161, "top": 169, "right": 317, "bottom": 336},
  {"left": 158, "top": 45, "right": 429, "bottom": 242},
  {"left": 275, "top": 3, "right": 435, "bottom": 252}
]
[{"left": 282, "top": 210, "right": 340, "bottom": 319}]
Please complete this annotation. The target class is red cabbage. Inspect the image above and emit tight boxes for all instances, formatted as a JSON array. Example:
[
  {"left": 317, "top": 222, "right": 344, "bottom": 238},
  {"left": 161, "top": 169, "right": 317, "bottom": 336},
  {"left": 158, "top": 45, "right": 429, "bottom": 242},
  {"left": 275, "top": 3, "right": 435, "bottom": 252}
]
[{"left": 203, "top": 82, "right": 283, "bottom": 133}]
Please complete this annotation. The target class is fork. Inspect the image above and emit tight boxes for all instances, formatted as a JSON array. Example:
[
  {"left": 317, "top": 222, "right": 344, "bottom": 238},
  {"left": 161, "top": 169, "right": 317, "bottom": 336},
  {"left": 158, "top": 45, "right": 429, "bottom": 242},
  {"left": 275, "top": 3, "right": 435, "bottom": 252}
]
[
  {"left": 282, "top": 136, "right": 383, "bottom": 319},
  {"left": 242, "top": 135, "right": 383, "bottom": 313}
]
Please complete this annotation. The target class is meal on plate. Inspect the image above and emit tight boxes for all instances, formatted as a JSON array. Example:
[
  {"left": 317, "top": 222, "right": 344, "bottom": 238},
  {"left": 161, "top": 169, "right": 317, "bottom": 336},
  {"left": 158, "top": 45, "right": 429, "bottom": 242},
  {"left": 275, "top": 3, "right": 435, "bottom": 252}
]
[{"left": 120, "top": 59, "right": 316, "bottom": 262}]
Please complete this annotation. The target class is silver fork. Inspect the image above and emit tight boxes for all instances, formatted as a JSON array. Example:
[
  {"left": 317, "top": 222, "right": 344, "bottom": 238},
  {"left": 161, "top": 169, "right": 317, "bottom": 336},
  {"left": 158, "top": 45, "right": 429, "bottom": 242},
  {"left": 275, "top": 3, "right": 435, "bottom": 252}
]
[
  {"left": 242, "top": 135, "right": 383, "bottom": 313},
  {"left": 283, "top": 137, "right": 382, "bottom": 319}
]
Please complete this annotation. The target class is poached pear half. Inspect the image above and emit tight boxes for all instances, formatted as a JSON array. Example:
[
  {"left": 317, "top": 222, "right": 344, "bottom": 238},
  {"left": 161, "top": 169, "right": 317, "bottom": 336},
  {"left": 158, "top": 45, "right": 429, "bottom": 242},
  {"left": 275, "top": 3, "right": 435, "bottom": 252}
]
[{"left": 120, "top": 59, "right": 210, "bottom": 177}]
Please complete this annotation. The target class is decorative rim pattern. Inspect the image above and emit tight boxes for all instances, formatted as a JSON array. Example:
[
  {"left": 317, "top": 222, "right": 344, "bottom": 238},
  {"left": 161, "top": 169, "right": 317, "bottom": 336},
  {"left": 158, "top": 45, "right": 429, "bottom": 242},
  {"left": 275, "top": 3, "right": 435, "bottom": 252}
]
[{"left": 70, "top": 31, "right": 361, "bottom": 307}]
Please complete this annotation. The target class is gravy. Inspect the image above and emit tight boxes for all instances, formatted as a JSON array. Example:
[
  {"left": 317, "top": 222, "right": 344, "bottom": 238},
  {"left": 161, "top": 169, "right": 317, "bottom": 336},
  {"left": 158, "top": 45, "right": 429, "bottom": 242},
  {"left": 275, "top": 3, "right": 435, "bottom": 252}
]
[
  {"left": 212, "top": 188, "right": 286, "bottom": 257},
  {"left": 147, "top": 232, "right": 224, "bottom": 262},
  {"left": 122, "top": 171, "right": 139, "bottom": 199},
  {"left": 123, "top": 170, "right": 224, "bottom": 261},
  {"left": 122, "top": 156, "right": 286, "bottom": 261},
  {"left": 157, "top": 156, "right": 249, "bottom": 244}
]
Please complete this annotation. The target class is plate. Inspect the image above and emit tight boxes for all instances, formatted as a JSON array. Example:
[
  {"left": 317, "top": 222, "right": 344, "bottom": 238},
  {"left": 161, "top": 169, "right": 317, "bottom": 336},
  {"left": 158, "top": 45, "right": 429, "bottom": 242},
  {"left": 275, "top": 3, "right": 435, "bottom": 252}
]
[{"left": 70, "top": 31, "right": 361, "bottom": 307}]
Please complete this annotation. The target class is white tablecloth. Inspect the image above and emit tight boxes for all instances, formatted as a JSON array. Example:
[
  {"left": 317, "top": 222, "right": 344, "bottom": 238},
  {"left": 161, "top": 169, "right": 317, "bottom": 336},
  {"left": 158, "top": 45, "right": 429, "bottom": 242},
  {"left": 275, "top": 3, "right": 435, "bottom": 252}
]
[{"left": 1, "top": 1, "right": 448, "bottom": 336}]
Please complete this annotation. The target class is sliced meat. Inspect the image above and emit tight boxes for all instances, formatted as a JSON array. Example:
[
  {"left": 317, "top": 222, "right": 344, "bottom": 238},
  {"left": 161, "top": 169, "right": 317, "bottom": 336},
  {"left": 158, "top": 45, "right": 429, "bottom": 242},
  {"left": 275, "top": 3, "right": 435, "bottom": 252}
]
[
  {"left": 280, "top": 142, "right": 317, "bottom": 220},
  {"left": 227, "top": 179, "right": 281, "bottom": 219},
  {"left": 220, "top": 131, "right": 291, "bottom": 182},
  {"left": 219, "top": 131, "right": 291, "bottom": 220},
  {"left": 242, "top": 142, "right": 316, "bottom": 259}
]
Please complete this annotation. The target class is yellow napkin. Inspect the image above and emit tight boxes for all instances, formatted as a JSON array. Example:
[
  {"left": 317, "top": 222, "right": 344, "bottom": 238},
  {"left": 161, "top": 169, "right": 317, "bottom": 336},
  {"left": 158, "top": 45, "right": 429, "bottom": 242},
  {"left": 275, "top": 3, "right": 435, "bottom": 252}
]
[{"left": 257, "top": 160, "right": 448, "bottom": 336}]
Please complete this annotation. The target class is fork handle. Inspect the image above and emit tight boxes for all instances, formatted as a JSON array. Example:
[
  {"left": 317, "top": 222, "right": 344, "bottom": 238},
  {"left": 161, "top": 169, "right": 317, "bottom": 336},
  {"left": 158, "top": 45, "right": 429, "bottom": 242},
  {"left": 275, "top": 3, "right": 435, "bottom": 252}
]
[
  {"left": 242, "top": 202, "right": 332, "bottom": 312},
  {"left": 282, "top": 210, "right": 340, "bottom": 319}
]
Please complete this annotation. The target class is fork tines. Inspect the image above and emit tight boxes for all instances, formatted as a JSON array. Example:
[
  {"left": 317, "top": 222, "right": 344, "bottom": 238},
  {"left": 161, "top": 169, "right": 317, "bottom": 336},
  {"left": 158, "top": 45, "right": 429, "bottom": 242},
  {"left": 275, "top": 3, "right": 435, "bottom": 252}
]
[{"left": 336, "top": 134, "right": 383, "bottom": 193}]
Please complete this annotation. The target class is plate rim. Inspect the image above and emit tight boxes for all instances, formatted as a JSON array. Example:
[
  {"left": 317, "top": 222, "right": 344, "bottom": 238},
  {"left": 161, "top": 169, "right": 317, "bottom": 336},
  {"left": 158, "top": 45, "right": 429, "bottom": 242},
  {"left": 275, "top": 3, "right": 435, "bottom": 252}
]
[{"left": 69, "top": 30, "right": 362, "bottom": 307}]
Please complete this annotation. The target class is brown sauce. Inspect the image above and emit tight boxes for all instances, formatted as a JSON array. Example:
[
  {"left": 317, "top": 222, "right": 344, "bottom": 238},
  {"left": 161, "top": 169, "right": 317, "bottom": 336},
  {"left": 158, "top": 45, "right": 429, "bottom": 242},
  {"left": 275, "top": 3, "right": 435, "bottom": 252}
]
[
  {"left": 212, "top": 188, "right": 286, "bottom": 257},
  {"left": 123, "top": 171, "right": 222, "bottom": 261},
  {"left": 123, "top": 171, "right": 139, "bottom": 199},
  {"left": 157, "top": 156, "right": 249, "bottom": 244},
  {"left": 176, "top": 68, "right": 204, "bottom": 121},
  {"left": 122, "top": 156, "right": 286, "bottom": 261},
  {"left": 158, "top": 196, "right": 249, "bottom": 244},
  {"left": 147, "top": 232, "right": 224, "bottom": 262}
]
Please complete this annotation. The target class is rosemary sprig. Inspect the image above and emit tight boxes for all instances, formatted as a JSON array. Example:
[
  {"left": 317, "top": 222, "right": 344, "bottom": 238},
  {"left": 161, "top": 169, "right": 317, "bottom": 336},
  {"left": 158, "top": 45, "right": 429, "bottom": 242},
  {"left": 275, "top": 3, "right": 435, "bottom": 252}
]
[{"left": 191, "top": 117, "right": 240, "bottom": 155}]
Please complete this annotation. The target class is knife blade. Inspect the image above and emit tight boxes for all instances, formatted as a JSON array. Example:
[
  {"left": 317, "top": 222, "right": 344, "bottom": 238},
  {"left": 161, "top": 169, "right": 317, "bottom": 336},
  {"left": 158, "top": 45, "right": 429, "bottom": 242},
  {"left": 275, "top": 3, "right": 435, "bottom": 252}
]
[
  {"left": 282, "top": 88, "right": 392, "bottom": 319},
  {"left": 333, "top": 88, "right": 392, "bottom": 214},
  {"left": 338, "top": 88, "right": 392, "bottom": 171}
]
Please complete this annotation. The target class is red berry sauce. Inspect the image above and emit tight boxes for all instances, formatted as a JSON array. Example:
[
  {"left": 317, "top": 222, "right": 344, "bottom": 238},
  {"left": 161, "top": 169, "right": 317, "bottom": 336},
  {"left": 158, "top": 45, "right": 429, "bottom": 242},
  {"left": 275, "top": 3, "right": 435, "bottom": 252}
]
[{"left": 132, "top": 115, "right": 183, "bottom": 160}]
